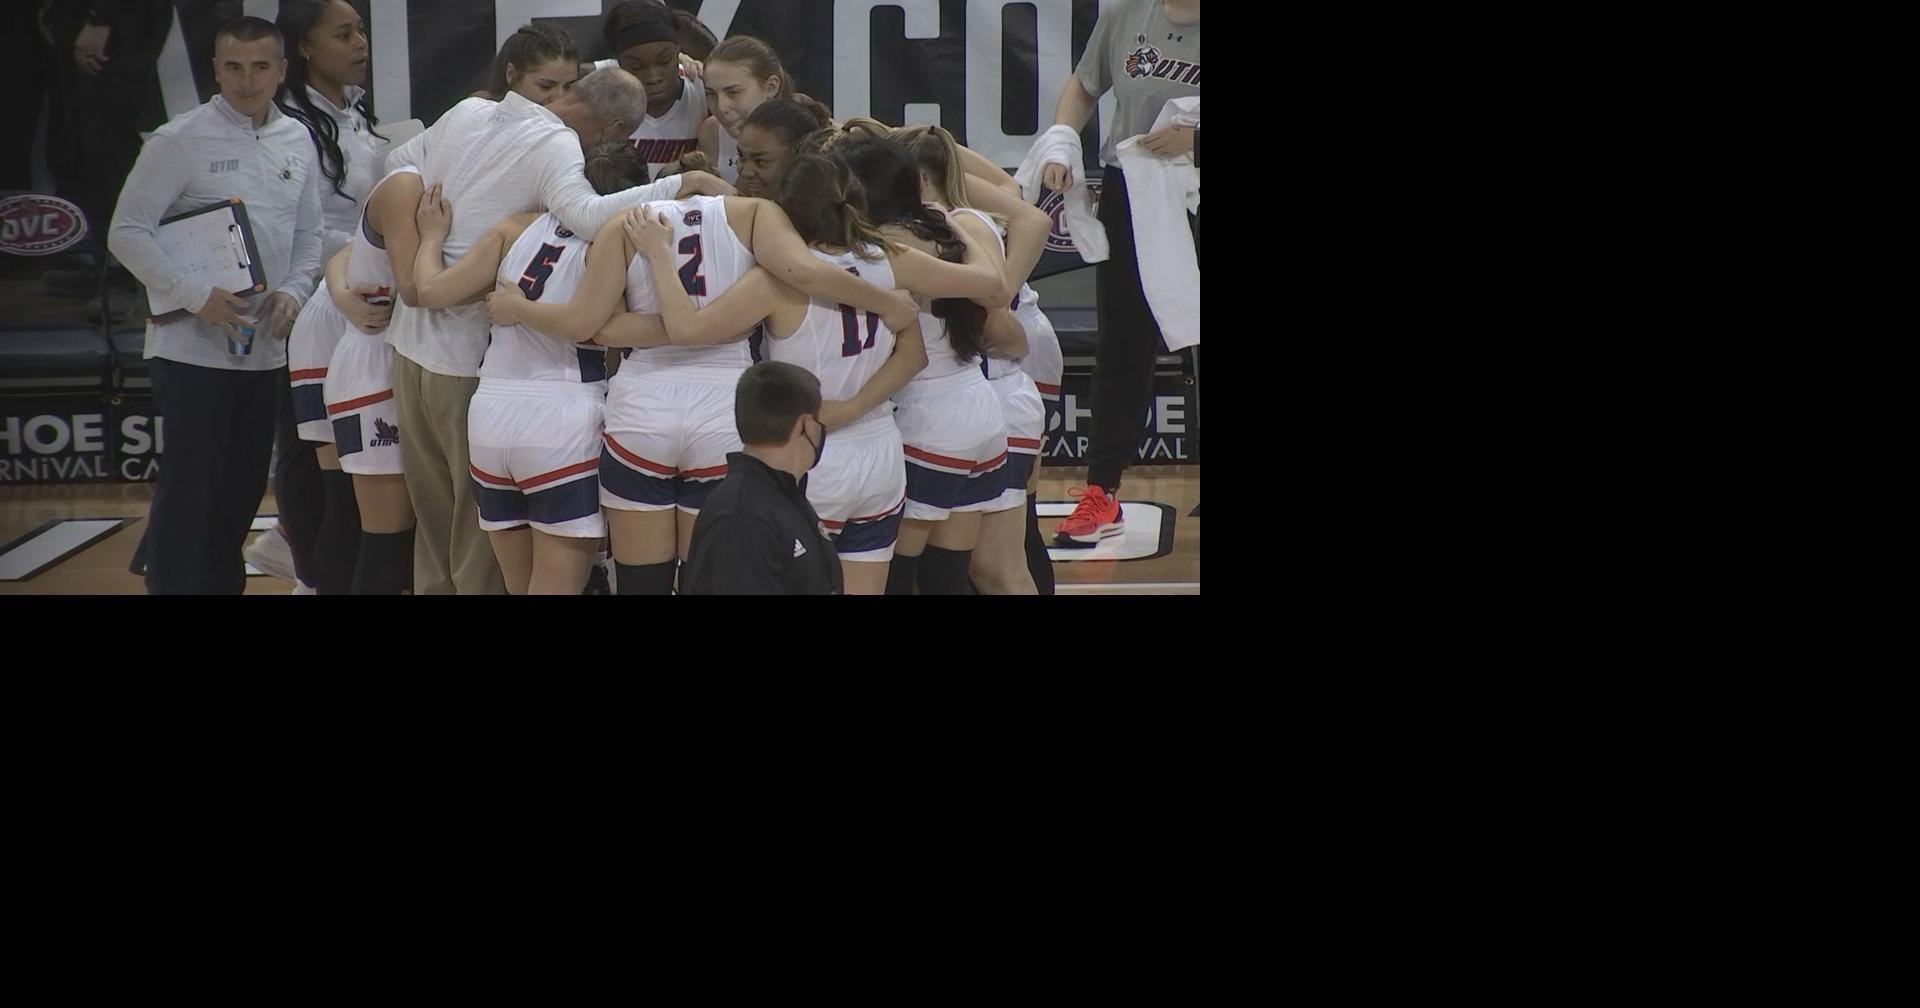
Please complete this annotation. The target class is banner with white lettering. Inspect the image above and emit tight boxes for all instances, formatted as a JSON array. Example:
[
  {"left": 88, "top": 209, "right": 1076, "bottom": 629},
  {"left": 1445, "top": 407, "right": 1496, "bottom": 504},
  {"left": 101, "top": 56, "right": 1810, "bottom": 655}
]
[
  {"left": 157, "top": 1, "right": 1110, "bottom": 172},
  {"left": 0, "top": 397, "right": 162, "bottom": 485},
  {"left": 1043, "top": 371, "right": 1198, "bottom": 466}
]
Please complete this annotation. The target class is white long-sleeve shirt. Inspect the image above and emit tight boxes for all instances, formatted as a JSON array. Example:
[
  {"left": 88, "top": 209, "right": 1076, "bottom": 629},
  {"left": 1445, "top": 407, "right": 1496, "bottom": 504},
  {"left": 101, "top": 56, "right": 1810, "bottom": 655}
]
[
  {"left": 304, "top": 84, "right": 385, "bottom": 268},
  {"left": 378, "top": 92, "right": 687, "bottom": 377},
  {"left": 108, "top": 95, "right": 323, "bottom": 372}
]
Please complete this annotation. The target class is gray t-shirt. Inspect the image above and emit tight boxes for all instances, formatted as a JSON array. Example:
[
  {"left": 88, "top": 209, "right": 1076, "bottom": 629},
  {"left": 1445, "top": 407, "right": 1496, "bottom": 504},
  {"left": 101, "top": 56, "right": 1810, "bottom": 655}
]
[{"left": 1075, "top": 0, "right": 1201, "bottom": 168}]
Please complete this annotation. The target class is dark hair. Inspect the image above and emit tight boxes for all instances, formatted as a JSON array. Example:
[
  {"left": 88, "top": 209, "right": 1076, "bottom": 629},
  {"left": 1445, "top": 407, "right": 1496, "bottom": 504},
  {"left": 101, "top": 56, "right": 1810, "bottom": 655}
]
[
  {"left": 659, "top": 150, "right": 715, "bottom": 177},
  {"left": 793, "top": 92, "right": 834, "bottom": 125},
  {"left": 584, "top": 140, "right": 649, "bottom": 195},
  {"left": 835, "top": 136, "right": 987, "bottom": 363},
  {"left": 742, "top": 97, "right": 833, "bottom": 150},
  {"left": 484, "top": 23, "right": 580, "bottom": 101},
  {"left": 673, "top": 9, "right": 719, "bottom": 61},
  {"left": 789, "top": 127, "right": 836, "bottom": 158},
  {"left": 774, "top": 154, "right": 890, "bottom": 260},
  {"left": 273, "top": 2, "right": 382, "bottom": 204},
  {"left": 735, "top": 361, "right": 821, "bottom": 447},
  {"left": 216, "top": 14, "right": 283, "bottom": 51},
  {"left": 604, "top": 0, "right": 680, "bottom": 57}
]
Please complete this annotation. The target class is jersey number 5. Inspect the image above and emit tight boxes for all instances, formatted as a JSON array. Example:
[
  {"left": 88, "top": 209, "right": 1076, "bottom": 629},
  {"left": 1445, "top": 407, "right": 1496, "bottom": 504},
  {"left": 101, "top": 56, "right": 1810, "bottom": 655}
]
[{"left": 517, "top": 243, "right": 565, "bottom": 301}]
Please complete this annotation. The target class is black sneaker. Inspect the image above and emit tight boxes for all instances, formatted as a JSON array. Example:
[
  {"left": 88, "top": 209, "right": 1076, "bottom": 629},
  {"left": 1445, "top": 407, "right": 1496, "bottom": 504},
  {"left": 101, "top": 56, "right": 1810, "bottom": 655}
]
[{"left": 582, "top": 563, "right": 611, "bottom": 595}]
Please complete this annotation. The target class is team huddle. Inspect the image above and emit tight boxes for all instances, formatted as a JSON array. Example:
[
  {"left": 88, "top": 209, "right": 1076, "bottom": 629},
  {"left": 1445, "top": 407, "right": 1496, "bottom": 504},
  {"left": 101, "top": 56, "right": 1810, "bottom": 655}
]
[{"left": 281, "top": 0, "right": 1071, "bottom": 595}]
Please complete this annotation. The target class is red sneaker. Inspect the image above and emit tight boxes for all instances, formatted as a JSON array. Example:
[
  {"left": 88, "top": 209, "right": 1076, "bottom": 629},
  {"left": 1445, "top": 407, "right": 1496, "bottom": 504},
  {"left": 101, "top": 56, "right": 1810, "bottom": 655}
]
[{"left": 1054, "top": 485, "right": 1124, "bottom": 546}]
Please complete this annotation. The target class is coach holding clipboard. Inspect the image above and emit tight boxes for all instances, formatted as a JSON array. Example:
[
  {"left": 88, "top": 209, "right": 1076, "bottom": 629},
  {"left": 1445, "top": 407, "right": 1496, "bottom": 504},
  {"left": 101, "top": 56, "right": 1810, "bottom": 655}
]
[{"left": 108, "top": 16, "right": 322, "bottom": 595}]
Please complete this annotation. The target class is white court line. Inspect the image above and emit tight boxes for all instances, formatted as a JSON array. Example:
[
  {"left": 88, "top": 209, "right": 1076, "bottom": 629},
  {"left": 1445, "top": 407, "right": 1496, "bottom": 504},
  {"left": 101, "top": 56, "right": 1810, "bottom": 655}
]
[
  {"left": 1038, "top": 502, "right": 1173, "bottom": 562},
  {"left": 0, "top": 520, "right": 128, "bottom": 581},
  {"left": 1055, "top": 582, "right": 1199, "bottom": 593}
]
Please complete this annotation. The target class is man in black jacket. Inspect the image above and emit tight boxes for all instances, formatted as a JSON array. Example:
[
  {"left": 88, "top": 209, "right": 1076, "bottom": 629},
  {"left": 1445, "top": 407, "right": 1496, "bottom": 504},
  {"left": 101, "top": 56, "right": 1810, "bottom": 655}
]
[
  {"left": 39, "top": 1, "right": 174, "bottom": 321},
  {"left": 681, "top": 362, "right": 843, "bottom": 596}
]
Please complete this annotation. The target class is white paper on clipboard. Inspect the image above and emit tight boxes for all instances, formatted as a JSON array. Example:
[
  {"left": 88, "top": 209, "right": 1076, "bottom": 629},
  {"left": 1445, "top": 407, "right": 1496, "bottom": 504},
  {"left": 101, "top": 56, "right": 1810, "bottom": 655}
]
[{"left": 145, "top": 198, "right": 267, "bottom": 321}]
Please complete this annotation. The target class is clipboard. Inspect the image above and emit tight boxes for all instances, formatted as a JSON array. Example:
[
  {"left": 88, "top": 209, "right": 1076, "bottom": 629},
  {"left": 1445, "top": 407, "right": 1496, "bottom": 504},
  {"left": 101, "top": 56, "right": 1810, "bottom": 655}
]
[{"left": 145, "top": 197, "right": 268, "bottom": 323}]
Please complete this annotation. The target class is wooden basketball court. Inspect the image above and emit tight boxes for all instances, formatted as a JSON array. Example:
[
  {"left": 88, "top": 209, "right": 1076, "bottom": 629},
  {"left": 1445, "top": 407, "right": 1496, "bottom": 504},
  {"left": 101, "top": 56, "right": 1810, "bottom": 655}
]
[{"left": 0, "top": 463, "right": 1198, "bottom": 594}]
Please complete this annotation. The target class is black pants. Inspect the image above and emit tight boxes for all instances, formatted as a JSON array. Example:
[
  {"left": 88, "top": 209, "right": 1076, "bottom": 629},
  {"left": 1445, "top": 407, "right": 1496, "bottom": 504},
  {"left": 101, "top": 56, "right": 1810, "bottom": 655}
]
[
  {"left": 271, "top": 377, "right": 324, "bottom": 585},
  {"left": 1086, "top": 163, "right": 1199, "bottom": 492},
  {"left": 145, "top": 359, "right": 281, "bottom": 594},
  {"left": 49, "top": 7, "right": 169, "bottom": 259},
  {"left": 2, "top": 8, "right": 50, "bottom": 193}
]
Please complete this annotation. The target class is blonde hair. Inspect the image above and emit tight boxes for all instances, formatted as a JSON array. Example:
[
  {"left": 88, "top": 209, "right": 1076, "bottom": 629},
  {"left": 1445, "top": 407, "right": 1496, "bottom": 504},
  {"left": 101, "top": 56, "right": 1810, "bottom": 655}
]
[{"left": 891, "top": 123, "right": 1006, "bottom": 231}]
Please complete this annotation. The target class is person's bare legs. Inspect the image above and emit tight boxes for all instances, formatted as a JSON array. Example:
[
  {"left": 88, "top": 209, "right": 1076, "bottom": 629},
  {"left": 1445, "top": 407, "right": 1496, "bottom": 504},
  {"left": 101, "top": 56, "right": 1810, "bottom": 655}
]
[
  {"left": 528, "top": 530, "right": 597, "bottom": 595},
  {"left": 488, "top": 527, "right": 533, "bottom": 595},
  {"left": 970, "top": 504, "right": 1036, "bottom": 594}
]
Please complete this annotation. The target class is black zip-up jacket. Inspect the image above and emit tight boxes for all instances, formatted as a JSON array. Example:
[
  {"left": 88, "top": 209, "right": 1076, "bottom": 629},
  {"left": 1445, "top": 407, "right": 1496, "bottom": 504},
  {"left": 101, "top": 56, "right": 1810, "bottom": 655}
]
[{"left": 682, "top": 452, "right": 842, "bottom": 595}]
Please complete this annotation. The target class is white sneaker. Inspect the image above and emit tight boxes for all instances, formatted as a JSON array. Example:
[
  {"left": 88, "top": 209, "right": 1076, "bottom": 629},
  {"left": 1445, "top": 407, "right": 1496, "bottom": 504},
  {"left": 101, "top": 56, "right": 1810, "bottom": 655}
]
[
  {"left": 291, "top": 581, "right": 318, "bottom": 595},
  {"left": 244, "top": 524, "right": 299, "bottom": 582}
]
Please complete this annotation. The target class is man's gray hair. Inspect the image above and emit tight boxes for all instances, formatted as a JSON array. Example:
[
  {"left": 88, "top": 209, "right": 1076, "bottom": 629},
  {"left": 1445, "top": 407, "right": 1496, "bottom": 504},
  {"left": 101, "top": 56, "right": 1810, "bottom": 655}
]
[{"left": 570, "top": 67, "right": 646, "bottom": 130}]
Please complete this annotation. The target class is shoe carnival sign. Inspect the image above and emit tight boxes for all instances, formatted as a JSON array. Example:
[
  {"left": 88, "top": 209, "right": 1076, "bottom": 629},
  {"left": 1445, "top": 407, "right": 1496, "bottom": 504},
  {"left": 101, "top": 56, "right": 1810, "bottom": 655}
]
[
  {"left": 1042, "top": 372, "right": 1198, "bottom": 466},
  {"left": 0, "top": 396, "right": 162, "bottom": 485},
  {"left": 0, "top": 195, "right": 88, "bottom": 257}
]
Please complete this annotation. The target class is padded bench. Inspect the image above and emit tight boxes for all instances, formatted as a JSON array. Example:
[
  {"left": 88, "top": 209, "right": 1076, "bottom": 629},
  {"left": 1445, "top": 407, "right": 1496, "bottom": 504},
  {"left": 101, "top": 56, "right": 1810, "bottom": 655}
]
[
  {"left": 0, "top": 325, "right": 113, "bottom": 394},
  {"left": 1025, "top": 262, "right": 1187, "bottom": 373},
  {"left": 110, "top": 323, "right": 151, "bottom": 392}
]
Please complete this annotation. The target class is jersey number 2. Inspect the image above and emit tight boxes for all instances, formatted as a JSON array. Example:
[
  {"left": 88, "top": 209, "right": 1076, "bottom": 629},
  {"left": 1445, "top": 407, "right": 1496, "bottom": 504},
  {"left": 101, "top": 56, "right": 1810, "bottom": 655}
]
[{"left": 677, "top": 234, "right": 706, "bottom": 296}]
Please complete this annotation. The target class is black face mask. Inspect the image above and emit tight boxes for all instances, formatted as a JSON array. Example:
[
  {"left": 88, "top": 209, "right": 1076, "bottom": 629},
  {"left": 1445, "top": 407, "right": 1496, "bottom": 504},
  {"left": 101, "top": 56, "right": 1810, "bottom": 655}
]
[{"left": 802, "top": 414, "right": 826, "bottom": 471}]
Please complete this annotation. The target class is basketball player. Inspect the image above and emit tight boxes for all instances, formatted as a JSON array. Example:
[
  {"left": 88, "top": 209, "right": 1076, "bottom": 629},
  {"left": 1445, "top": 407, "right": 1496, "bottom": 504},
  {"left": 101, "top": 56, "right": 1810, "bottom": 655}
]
[
  {"left": 749, "top": 153, "right": 930, "bottom": 594},
  {"left": 603, "top": 1, "right": 705, "bottom": 180},
  {"left": 474, "top": 23, "right": 580, "bottom": 105},
  {"left": 897, "top": 123, "right": 1061, "bottom": 595},
  {"left": 695, "top": 36, "right": 828, "bottom": 186},
  {"left": 407, "top": 143, "right": 650, "bottom": 594},
  {"left": 316, "top": 164, "right": 426, "bottom": 594},
  {"left": 621, "top": 153, "right": 931, "bottom": 594},
  {"left": 834, "top": 135, "right": 1020, "bottom": 595},
  {"left": 485, "top": 185, "right": 1001, "bottom": 595}
]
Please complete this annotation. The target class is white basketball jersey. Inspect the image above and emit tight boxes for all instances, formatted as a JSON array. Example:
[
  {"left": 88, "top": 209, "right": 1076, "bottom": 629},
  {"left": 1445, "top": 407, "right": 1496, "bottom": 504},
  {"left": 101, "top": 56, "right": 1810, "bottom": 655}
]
[
  {"left": 1014, "top": 292, "right": 1063, "bottom": 391},
  {"left": 766, "top": 245, "right": 899, "bottom": 425},
  {"left": 629, "top": 78, "right": 708, "bottom": 180},
  {"left": 345, "top": 167, "right": 420, "bottom": 295},
  {"left": 715, "top": 125, "right": 740, "bottom": 184},
  {"left": 623, "top": 195, "right": 757, "bottom": 375},
  {"left": 480, "top": 213, "right": 606, "bottom": 384},
  {"left": 952, "top": 207, "right": 1044, "bottom": 381}
]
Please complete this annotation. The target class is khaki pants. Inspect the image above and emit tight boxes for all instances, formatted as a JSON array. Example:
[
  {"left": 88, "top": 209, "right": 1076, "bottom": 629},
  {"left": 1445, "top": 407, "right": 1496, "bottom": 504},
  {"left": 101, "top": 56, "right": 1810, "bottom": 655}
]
[{"left": 391, "top": 354, "right": 505, "bottom": 595}]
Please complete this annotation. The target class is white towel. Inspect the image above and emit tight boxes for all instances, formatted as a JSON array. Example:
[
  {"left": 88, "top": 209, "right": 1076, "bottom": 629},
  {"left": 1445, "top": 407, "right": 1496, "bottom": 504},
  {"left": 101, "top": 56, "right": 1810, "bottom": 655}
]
[
  {"left": 1114, "top": 96, "right": 1200, "bottom": 350},
  {"left": 1014, "top": 124, "right": 1109, "bottom": 263}
]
